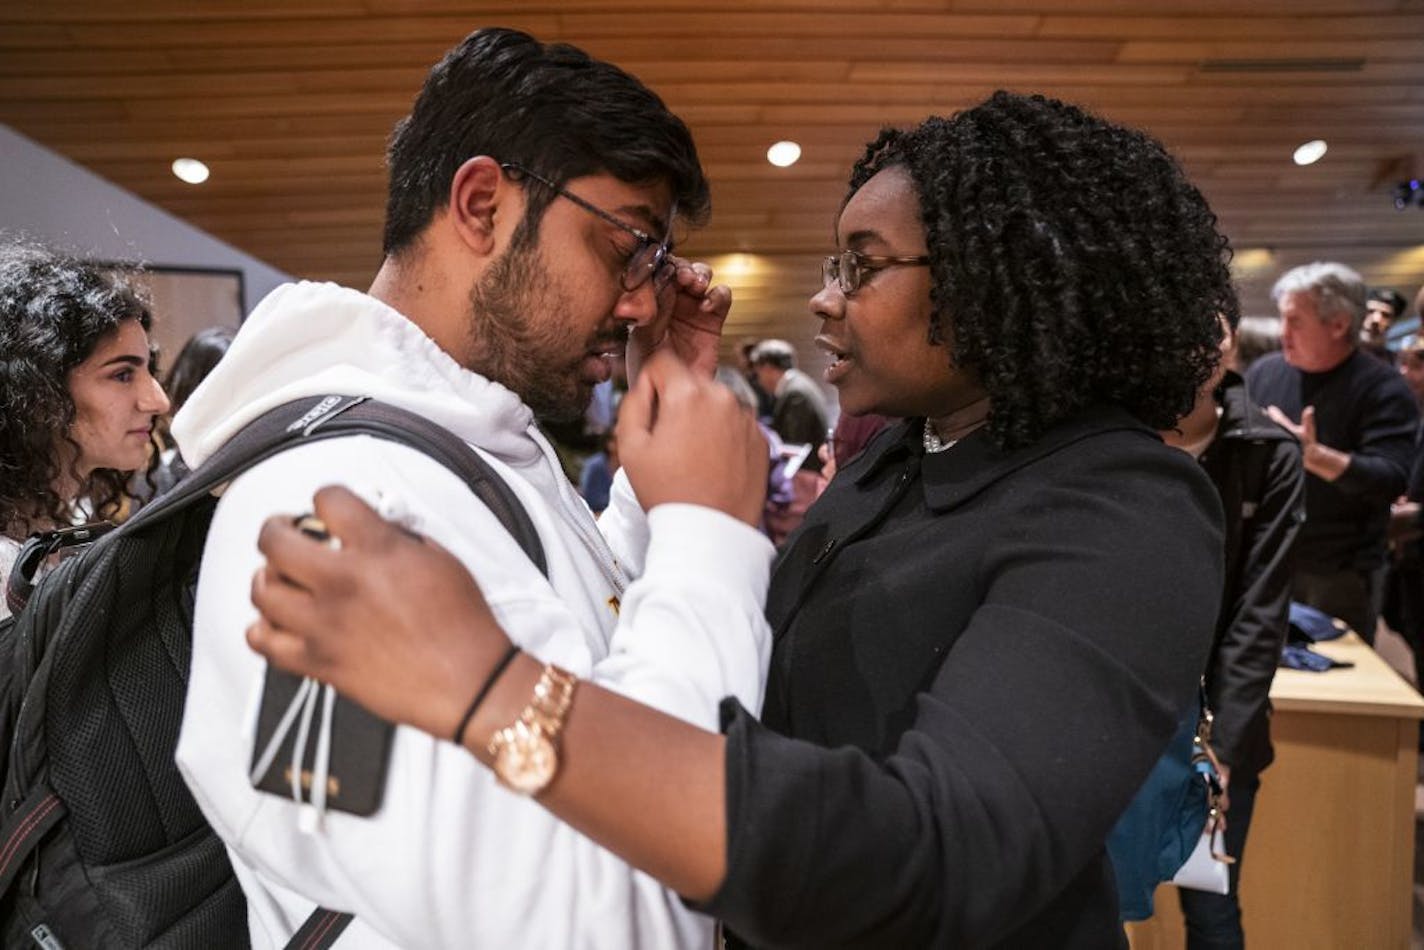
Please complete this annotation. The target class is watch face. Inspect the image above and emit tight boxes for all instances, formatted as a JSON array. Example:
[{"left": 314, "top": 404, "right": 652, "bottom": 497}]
[{"left": 494, "top": 721, "right": 557, "bottom": 796}]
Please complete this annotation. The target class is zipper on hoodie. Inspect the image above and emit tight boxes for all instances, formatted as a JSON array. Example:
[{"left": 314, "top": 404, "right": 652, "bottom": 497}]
[{"left": 530, "top": 426, "right": 628, "bottom": 596}]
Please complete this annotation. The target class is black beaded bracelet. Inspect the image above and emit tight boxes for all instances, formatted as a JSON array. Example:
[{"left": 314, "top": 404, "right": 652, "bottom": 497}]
[{"left": 453, "top": 644, "right": 521, "bottom": 747}]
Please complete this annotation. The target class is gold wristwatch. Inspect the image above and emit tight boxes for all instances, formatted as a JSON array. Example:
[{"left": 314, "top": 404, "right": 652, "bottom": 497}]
[{"left": 488, "top": 663, "right": 578, "bottom": 796}]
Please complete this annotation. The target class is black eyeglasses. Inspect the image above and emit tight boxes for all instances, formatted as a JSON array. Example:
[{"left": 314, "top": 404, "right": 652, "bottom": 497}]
[
  {"left": 501, "top": 162, "right": 676, "bottom": 292},
  {"left": 821, "top": 249, "right": 931, "bottom": 296}
]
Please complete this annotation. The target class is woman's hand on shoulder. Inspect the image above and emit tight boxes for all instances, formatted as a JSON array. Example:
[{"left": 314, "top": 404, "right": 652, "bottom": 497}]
[{"left": 247, "top": 485, "right": 511, "bottom": 740}]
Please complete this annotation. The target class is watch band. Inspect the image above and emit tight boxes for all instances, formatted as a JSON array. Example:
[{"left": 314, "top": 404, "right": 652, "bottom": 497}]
[{"left": 524, "top": 663, "right": 578, "bottom": 736}]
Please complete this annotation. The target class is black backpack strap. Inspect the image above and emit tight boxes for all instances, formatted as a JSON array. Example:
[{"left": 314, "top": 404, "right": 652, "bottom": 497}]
[
  {"left": 284, "top": 907, "right": 354, "bottom": 950},
  {"left": 0, "top": 783, "right": 66, "bottom": 898},
  {"left": 139, "top": 395, "right": 547, "bottom": 575}
]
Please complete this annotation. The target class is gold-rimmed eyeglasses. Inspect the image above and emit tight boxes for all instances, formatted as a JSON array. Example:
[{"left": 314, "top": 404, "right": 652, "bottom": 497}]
[{"left": 821, "top": 248, "right": 931, "bottom": 296}]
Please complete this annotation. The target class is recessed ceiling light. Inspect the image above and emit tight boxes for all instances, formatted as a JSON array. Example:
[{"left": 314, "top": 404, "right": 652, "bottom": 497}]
[
  {"left": 715, "top": 253, "right": 759, "bottom": 278},
  {"left": 171, "top": 157, "right": 210, "bottom": 184},
  {"left": 1292, "top": 140, "right": 1327, "bottom": 166},
  {"left": 766, "top": 141, "right": 801, "bottom": 168},
  {"left": 1231, "top": 248, "right": 1276, "bottom": 272}
]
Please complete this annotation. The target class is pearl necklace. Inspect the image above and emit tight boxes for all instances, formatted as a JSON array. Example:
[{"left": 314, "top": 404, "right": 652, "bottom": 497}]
[{"left": 922, "top": 420, "right": 959, "bottom": 453}]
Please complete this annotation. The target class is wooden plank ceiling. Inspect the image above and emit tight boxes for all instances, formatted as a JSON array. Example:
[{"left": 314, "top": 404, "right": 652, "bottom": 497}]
[{"left": 4, "top": 0, "right": 1424, "bottom": 365}]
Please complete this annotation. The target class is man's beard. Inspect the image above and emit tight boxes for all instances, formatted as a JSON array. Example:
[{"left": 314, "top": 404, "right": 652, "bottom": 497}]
[{"left": 466, "top": 243, "right": 615, "bottom": 423}]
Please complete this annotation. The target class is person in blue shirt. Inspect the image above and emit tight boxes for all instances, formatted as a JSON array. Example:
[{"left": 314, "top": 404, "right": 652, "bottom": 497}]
[{"left": 578, "top": 428, "right": 619, "bottom": 515}]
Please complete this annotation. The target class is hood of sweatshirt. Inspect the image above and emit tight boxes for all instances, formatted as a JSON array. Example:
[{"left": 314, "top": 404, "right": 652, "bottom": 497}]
[{"left": 173, "top": 281, "right": 550, "bottom": 480}]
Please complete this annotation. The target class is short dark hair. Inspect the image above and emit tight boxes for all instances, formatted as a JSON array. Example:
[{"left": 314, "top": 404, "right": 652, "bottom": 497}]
[
  {"left": 0, "top": 240, "right": 154, "bottom": 536},
  {"left": 157, "top": 325, "right": 235, "bottom": 448},
  {"left": 1368, "top": 287, "right": 1408, "bottom": 320},
  {"left": 163, "top": 325, "right": 235, "bottom": 416},
  {"left": 383, "top": 28, "right": 710, "bottom": 256},
  {"left": 847, "top": 91, "right": 1235, "bottom": 450}
]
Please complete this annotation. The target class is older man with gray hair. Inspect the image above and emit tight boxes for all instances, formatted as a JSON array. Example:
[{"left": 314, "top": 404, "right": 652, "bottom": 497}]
[
  {"left": 1246, "top": 261, "right": 1418, "bottom": 642},
  {"left": 750, "top": 338, "right": 831, "bottom": 470}
]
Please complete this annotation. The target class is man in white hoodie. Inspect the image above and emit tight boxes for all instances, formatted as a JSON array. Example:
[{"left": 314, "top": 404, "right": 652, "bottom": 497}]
[{"left": 172, "top": 27, "right": 773, "bottom": 949}]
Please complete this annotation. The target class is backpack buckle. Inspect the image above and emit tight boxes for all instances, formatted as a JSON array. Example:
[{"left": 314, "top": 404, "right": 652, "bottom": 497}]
[{"left": 5, "top": 522, "right": 116, "bottom": 615}]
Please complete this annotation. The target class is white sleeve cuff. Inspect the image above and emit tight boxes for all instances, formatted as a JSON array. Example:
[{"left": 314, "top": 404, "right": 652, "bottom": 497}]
[{"left": 642, "top": 503, "right": 775, "bottom": 600}]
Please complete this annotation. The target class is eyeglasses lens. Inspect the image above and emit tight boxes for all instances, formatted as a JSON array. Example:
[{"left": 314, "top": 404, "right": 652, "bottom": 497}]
[
  {"left": 841, "top": 252, "right": 860, "bottom": 294},
  {"left": 821, "top": 252, "right": 860, "bottom": 295},
  {"left": 822, "top": 255, "right": 853, "bottom": 295},
  {"left": 624, "top": 241, "right": 674, "bottom": 292}
]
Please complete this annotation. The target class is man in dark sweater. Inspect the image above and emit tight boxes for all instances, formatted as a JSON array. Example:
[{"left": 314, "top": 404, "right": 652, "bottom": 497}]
[
  {"left": 750, "top": 338, "right": 830, "bottom": 472},
  {"left": 1247, "top": 261, "right": 1419, "bottom": 643}
]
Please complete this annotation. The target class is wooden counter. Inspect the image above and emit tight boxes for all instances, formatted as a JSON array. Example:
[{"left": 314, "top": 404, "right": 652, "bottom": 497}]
[{"left": 1126, "top": 633, "right": 1424, "bottom": 950}]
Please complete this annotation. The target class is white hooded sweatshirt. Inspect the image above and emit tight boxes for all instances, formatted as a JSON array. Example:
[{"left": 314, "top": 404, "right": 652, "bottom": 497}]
[{"left": 173, "top": 282, "right": 774, "bottom": 949}]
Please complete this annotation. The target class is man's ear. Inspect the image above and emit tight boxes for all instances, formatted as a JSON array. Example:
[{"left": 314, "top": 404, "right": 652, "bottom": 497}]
[
  {"left": 1329, "top": 314, "right": 1354, "bottom": 343},
  {"left": 447, "top": 156, "right": 509, "bottom": 256}
]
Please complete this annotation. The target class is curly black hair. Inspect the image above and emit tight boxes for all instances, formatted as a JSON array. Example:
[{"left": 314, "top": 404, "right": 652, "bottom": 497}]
[
  {"left": 848, "top": 91, "right": 1236, "bottom": 450},
  {"left": 0, "top": 240, "right": 154, "bottom": 537}
]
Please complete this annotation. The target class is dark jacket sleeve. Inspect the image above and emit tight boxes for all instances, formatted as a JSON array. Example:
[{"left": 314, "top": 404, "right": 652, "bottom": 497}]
[
  {"left": 1208, "top": 439, "right": 1305, "bottom": 771},
  {"left": 1407, "top": 435, "right": 1424, "bottom": 504},
  {"left": 1332, "top": 376, "right": 1417, "bottom": 502},
  {"left": 701, "top": 448, "right": 1224, "bottom": 948}
]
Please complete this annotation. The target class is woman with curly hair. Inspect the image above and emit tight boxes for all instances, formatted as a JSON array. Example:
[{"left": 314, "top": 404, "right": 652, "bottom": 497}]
[
  {"left": 0, "top": 241, "right": 170, "bottom": 615},
  {"left": 245, "top": 91, "right": 1231, "bottom": 947}
]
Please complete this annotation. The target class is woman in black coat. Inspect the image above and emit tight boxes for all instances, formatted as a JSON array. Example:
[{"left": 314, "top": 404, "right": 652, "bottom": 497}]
[{"left": 247, "top": 91, "right": 1235, "bottom": 948}]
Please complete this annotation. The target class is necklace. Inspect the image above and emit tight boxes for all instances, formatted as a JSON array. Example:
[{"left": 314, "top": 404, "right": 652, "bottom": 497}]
[{"left": 922, "top": 420, "right": 959, "bottom": 453}]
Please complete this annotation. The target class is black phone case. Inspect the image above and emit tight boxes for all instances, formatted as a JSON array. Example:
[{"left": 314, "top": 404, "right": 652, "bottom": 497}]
[{"left": 249, "top": 668, "right": 395, "bottom": 817}]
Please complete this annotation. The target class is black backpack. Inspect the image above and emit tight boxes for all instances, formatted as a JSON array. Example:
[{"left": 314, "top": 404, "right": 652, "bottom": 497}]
[{"left": 0, "top": 395, "right": 546, "bottom": 949}]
